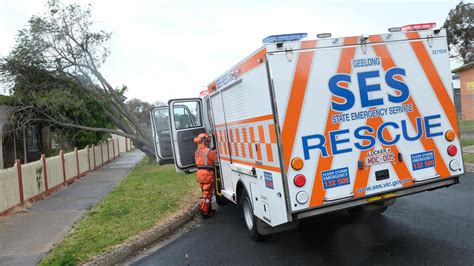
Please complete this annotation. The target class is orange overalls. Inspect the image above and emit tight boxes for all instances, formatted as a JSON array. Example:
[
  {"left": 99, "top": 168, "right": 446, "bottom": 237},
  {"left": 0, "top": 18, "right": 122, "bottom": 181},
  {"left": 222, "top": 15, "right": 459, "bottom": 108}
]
[{"left": 195, "top": 143, "right": 217, "bottom": 215}]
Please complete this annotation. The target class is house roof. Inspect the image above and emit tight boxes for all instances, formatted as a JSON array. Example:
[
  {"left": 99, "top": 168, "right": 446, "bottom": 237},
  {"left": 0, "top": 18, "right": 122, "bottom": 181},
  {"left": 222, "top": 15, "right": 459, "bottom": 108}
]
[{"left": 452, "top": 62, "right": 474, "bottom": 73}]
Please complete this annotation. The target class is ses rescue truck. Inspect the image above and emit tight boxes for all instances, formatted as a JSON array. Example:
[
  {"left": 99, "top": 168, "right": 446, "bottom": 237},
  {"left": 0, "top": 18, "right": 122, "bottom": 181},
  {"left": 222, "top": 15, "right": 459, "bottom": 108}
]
[{"left": 151, "top": 23, "right": 464, "bottom": 240}]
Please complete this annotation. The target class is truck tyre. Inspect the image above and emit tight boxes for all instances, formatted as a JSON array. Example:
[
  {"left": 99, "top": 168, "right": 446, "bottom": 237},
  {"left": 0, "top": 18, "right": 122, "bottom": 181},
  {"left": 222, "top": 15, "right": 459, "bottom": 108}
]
[{"left": 240, "top": 189, "right": 262, "bottom": 241}]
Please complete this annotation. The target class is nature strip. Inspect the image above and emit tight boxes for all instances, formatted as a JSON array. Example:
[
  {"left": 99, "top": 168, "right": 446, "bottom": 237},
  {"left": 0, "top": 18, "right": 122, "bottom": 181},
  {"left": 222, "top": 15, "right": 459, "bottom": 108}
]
[{"left": 83, "top": 204, "right": 199, "bottom": 265}]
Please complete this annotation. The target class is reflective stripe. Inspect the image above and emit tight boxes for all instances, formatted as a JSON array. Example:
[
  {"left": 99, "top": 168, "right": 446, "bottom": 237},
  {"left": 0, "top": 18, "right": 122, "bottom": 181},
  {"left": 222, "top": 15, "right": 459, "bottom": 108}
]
[{"left": 204, "top": 149, "right": 209, "bottom": 167}]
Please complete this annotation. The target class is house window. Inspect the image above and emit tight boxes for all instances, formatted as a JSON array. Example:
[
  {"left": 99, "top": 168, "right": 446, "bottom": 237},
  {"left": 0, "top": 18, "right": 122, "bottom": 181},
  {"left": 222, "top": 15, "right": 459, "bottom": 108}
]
[{"left": 27, "top": 125, "right": 40, "bottom": 152}]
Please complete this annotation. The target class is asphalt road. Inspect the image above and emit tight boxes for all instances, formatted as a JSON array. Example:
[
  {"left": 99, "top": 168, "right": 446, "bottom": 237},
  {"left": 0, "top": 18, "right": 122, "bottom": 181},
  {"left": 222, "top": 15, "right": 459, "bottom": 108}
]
[{"left": 130, "top": 173, "right": 473, "bottom": 266}]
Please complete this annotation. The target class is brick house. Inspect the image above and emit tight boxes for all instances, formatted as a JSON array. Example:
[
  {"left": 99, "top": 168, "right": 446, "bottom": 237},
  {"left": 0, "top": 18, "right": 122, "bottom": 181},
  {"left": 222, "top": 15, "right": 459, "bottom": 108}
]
[
  {"left": 0, "top": 104, "right": 51, "bottom": 169},
  {"left": 452, "top": 62, "right": 474, "bottom": 120}
]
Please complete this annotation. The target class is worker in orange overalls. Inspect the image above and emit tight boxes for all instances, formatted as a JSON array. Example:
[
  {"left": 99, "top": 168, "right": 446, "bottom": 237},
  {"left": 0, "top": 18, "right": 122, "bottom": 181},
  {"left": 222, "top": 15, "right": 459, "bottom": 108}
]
[{"left": 194, "top": 132, "right": 217, "bottom": 217}]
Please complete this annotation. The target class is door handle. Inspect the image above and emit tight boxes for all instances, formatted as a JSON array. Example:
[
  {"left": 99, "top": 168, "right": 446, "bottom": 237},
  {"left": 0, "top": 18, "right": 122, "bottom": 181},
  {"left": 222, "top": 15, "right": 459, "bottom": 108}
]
[{"left": 251, "top": 167, "right": 256, "bottom": 177}]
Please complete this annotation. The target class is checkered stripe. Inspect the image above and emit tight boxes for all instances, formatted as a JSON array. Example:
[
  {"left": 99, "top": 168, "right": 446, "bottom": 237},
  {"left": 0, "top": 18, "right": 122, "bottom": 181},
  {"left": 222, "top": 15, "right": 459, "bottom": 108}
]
[{"left": 215, "top": 123, "right": 277, "bottom": 164}]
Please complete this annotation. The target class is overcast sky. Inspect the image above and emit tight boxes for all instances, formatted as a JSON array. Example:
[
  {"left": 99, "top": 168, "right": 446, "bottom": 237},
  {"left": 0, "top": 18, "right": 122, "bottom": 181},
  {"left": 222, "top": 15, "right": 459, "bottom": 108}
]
[{"left": 0, "top": 0, "right": 461, "bottom": 103}]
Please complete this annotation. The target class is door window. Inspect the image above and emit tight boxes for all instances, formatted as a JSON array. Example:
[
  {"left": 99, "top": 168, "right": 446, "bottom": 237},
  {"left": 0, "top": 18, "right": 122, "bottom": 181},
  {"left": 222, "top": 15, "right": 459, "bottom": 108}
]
[
  {"left": 153, "top": 108, "right": 169, "bottom": 131},
  {"left": 173, "top": 101, "right": 202, "bottom": 130}
]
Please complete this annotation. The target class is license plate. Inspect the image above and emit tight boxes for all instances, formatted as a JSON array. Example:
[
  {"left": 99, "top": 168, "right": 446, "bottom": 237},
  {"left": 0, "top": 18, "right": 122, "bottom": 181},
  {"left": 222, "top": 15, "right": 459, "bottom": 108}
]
[{"left": 365, "top": 149, "right": 395, "bottom": 166}]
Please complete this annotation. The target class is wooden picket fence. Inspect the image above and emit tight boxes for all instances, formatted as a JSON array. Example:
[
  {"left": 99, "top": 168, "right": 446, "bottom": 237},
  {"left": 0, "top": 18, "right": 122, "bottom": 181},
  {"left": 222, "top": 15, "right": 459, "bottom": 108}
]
[{"left": 0, "top": 136, "right": 133, "bottom": 216}]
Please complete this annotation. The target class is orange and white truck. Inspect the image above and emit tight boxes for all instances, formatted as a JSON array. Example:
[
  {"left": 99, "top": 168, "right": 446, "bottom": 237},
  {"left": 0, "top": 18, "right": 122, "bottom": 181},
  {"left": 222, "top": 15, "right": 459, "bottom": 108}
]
[{"left": 151, "top": 23, "right": 464, "bottom": 240}]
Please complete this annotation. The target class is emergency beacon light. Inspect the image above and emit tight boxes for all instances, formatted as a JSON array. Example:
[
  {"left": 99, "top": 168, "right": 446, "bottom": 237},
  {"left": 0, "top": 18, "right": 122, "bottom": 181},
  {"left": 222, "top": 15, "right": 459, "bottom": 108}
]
[{"left": 262, "top": 33, "right": 308, "bottom": 44}]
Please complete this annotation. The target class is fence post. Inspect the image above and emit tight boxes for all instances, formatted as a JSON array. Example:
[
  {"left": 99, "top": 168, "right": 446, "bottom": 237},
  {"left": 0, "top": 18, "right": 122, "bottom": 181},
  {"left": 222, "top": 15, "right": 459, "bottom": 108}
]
[
  {"left": 93, "top": 145, "right": 96, "bottom": 169},
  {"left": 16, "top": 159, "right": 24, "bottom": 204},
  {"left": 117, "top": 138, "right": 121, "bottom": 155},
  {"left": 106, "top": 140, "right": 110, "bottom": 163},
  {"left": 74, "top": 147, "right": 80, "bottom": 178},
  {"left": 87, "top": 145, "right": 91, "bottom": 171},
  {"left": 117, "top": 139, "right": 120, "bottom": 157},
  {"left": 60, "top": 150, "right": 66, "bottom": 184},
  {"left": 112, "top": 139, "right": 116, "bottom": 160},
  {"left": 100, "top": 143, "right": 104, "bottom": 166},
  {"left": 41, "top": 154, "right": 49, "bottom": 191}
]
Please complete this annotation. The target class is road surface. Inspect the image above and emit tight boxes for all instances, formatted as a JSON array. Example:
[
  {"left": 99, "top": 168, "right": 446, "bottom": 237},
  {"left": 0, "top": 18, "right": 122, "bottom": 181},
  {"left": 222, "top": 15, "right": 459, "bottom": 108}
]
[{"left": 130, "top": 173, "right": 473, "bottom": 265}]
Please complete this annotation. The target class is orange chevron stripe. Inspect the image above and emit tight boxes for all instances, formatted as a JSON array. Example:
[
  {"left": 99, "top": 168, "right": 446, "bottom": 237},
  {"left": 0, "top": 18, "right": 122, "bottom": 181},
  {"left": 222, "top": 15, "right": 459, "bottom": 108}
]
[
  {"left": 309, "top": 37, "right": 358, "bottom": 207},
  {"left": 369, "top": 35, "right": 450, "bottom": 179},
  {"left": 406, "top": 32, "right": 459, "bottom": 137},
  {"left": 281, "top": 40, "right": 317, "bottom": 172}
]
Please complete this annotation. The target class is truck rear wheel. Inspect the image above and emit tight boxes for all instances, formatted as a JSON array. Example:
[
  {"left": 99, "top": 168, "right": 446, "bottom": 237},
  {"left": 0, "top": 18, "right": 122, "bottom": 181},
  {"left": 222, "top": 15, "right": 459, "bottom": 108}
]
[{"left": 240, "top": 189, "right": 262, "bottom": 241}]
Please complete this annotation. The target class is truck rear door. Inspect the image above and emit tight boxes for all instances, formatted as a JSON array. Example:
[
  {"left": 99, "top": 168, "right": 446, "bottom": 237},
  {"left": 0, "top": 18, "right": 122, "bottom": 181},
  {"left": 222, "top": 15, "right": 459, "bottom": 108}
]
[{"left": 267, "top": 29, "right": 463, "bottom": 213}]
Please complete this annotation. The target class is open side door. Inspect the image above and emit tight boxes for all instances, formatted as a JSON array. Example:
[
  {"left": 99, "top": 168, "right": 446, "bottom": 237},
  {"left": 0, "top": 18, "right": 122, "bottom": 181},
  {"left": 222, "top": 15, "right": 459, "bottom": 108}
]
[
  {"left": 168, "top": 98, "right": 206, "bottom": 171},
  {"left": 150, "top": 106, "right": 174, "bottom": 163}
]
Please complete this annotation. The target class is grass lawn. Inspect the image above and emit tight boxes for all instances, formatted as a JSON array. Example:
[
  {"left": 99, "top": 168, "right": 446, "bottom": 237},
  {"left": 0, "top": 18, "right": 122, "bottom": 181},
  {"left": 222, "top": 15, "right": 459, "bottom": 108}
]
[
  {"left": 39, "top": 158, "right": 199, "bottom": 265},
  {"left": 459, "top": 119, "right": 474, "bottom": 148},
  {"left": 460, "top": 139, "right": 474, "bottom": 147},
  {"left": 464, "top": 153, "right": 474, "bottom": 164},
  {"left": 459, "top": 119, "right": 474, "bottom": 131}
]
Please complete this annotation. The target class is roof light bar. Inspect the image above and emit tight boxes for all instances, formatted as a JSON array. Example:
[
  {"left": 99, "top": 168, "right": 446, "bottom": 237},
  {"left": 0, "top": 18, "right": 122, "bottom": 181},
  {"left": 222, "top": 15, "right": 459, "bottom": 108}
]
[
  {"left": 400, "top": 22, "right": 436, "bottom": 32},
  {"left": 262, "top": 33, "right": 307, "bottom": 44}
]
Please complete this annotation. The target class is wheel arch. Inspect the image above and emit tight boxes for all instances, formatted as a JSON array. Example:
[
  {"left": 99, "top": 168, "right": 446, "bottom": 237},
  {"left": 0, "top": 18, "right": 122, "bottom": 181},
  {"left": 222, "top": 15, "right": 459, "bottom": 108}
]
[{"left": 236, "top": 180, "right": 248, "bottom": 205}]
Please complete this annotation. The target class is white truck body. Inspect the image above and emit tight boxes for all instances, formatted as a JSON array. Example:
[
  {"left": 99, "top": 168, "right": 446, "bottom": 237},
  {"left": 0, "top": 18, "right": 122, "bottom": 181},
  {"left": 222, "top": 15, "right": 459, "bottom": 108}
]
[{"left": 152, "top": 28, "right": 463, "bottom": 232}]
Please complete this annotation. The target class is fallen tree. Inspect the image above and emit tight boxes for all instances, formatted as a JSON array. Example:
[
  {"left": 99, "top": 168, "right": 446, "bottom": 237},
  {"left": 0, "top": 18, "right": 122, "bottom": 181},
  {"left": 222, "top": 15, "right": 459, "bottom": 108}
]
[{"left": 1, "top": 0, "right": 156, "bottom": 157}]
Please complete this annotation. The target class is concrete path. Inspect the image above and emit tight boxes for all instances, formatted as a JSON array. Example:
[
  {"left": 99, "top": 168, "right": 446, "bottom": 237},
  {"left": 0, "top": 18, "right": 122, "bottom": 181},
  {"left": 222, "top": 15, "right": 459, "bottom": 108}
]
[
  {"left": 0, "top": 150, "right": 145, "bottom": 266},
  {"left": 463, "top": 145, "right": 474, "bottom": 154}
]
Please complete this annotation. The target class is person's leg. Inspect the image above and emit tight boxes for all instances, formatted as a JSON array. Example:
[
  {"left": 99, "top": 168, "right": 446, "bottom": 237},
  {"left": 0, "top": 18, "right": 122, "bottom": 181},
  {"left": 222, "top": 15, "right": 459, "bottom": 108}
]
[
  {"left": 201, "top": 182, "right": 213, "bottom": 215},
  {"left": 197, "top": 170, "right": 210, "bottom": 215}
]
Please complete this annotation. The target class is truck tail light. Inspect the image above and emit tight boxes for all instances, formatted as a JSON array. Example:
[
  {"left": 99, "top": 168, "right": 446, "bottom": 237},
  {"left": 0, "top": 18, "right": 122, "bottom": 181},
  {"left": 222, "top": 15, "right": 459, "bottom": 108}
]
[
  {"left": 445, "top": 130, "right": 455, "bottom": 142},
  {"left": 296, "top": 191, "right": 309, "bottom": 204},
  {"left": 449, "top": 159, "right": 459, "bottom": 171},
  {"left": 294, "top": 174, "right": 306, "bottom": 187},
  {"left": 447, "top": 145, "right": 457, "bottom": 156},
  {"left": 291, "top": 157, "right": 304, "bottom": 170}
]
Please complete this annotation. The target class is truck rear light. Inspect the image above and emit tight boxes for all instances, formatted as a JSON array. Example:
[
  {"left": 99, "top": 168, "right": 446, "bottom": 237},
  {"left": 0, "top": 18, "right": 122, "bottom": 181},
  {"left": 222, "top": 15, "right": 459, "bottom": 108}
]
[
  {"left": 296, "top": 191, "right": 309, "bottom": 204},
  {"left": 449, "top": 159, "right": 459, "bottom": 171},
  {"left": 445, "top": 130, "right": 455, "bottom": 142},
  {"left": 293, "top": 174, "right": 306, "bottom": 187},
  {"left": 291, "top": 157, "right": 304, "bottom": 170},
  {"left": 447, "top": 145, "right": 457, "bottom": 156}
]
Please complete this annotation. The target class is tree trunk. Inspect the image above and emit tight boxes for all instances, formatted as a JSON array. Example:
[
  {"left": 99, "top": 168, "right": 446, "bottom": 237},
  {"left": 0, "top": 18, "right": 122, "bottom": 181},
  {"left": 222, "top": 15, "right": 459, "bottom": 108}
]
[{"left": 130, "top": 138, "right": 155, "bottom": 158}]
